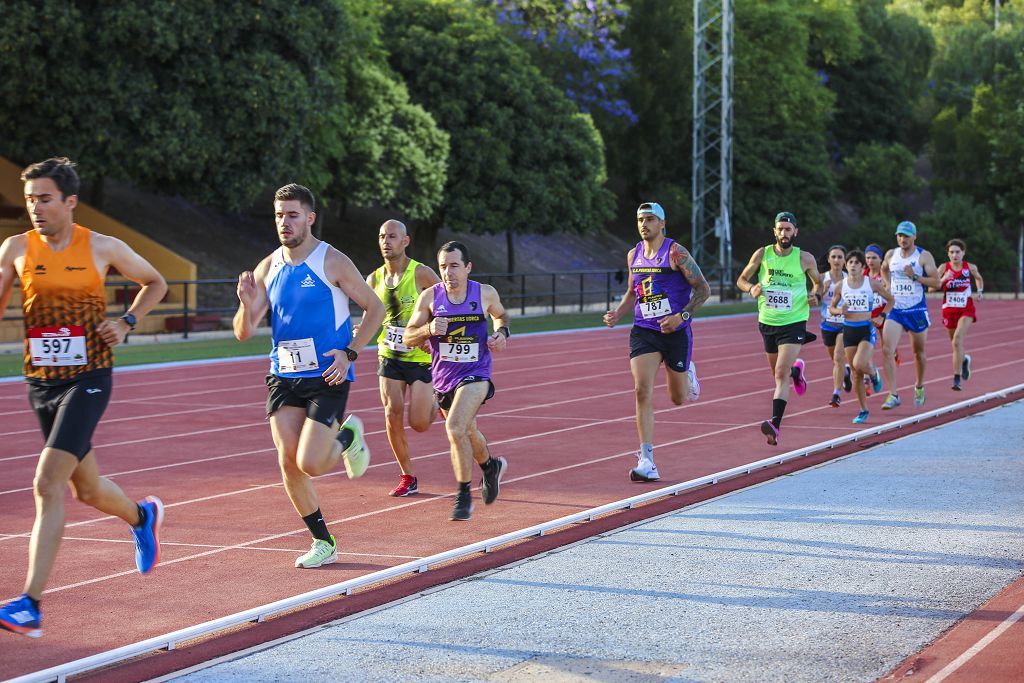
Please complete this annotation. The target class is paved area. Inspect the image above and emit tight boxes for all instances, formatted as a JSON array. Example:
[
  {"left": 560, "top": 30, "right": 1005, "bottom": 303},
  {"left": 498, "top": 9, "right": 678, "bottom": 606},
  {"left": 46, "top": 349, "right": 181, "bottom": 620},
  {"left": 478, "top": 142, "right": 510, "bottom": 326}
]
[{"left": 172, "top": 401, "right": 1024, "bottom": 683}]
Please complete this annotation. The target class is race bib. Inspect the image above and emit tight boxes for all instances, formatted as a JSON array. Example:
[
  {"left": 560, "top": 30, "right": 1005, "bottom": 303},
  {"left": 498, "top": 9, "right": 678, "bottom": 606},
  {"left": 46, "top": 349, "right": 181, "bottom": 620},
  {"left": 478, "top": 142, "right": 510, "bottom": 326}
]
[
  {"left": 764, "top": 289, "right": 793, "bottom": 310},
  {"left": 440, "top": 341, "right": 479, "bottom": 363},
  {"left": 383, "top": 324, "right": 410, "bottom": 352},
  {"left": 277, "top": 338, "right": 319, "bottom": 373},
  {"left": 639, "top": 294, "right": 672, "bottom": 319},
  {"left": 872, "top": 292, "right": 883, "bottom": 310},
  {"left": 946, "top": 290, "right": 969, "bottom": 308},
  {"left": 825, "top": 308, "right": 844, "bottom": 324},
  {"left": 892, "top": 279, "right": 916, "bottom": 298},
  {"left": 29, "top": 326, "right": 87, "bottom": 367},
  {"left": 845, "top": 293, "right": 871, "bottom": 313}
]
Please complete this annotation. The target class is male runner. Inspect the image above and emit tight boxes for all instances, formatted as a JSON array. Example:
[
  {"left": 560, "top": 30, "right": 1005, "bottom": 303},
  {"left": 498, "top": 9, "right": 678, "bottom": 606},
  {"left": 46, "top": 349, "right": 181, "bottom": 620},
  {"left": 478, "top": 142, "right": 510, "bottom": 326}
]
[
  {"left": 880, "top": 221, "right": 940, "bottom": 409},
  {"left": 404, "top": 241, "right": 510, "bottom": 521},
  {"left": 938, "top": 238, "right": 983, "bottom": 391},
  {"left": 736, "top": 211, "right": 821, "bottom": 445},
  {"left": 367, "top": 219, "right": 440, "bottom": 496},
  {"left": 603, "top": 202, "right": 709, "bottom": 481},
  {"left": 0, "top": 158, "right": 167, "bottom": 637},
  {"left": 234, "top": 184, "right": 384, "bottom": 568}
]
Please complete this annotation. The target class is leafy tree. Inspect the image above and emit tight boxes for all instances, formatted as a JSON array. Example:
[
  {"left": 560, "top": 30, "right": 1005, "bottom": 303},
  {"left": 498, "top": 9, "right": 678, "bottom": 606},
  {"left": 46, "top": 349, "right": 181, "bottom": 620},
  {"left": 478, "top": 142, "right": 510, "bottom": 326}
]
[
  {"left": 382, "top": 0, "right": 614, "bottom": 255},
  {"left": 0, "top": 0, "right": 351, "bottom": 210},
  {"left": 844, "top": 142, "right": 923, "bottom": 217}
]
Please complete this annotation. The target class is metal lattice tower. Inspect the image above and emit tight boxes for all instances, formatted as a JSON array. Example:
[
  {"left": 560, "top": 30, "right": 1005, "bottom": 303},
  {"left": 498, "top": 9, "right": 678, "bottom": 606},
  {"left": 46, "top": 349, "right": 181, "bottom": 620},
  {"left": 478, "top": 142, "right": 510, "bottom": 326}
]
[{"left": 691, "top": 0, "right": 734, "bottom": 286}]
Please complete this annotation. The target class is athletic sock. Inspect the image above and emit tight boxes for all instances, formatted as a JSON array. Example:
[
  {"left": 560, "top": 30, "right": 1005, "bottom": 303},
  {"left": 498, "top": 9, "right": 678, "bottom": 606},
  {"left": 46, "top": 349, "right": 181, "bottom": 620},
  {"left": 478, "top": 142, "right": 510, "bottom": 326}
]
[
  {"left": 27, "top": 595, "right": 40, "bottom": 612},
  {"left": 954, "top": 374, "right": 961, "bottom": 383},
  {"left": 640, "top": 443, "right": 654, "bottom": 461},
  {"left": 771, "top": 398, "right": 787, "bottom": 429},
  {"left": 301, "top": 508, "right": 333, "bottom": 545},
  {"left": 336, "top": 425, "right": 354, "bottom": 450},
  {"left": 458, "top": 481, "right": 471, "bottom": 495},
  {"left": 480, "top": 457, "right": 493, "bottom": 471},
  {"left": 135, "top": 503, "right": 147, "bottom": 528}
]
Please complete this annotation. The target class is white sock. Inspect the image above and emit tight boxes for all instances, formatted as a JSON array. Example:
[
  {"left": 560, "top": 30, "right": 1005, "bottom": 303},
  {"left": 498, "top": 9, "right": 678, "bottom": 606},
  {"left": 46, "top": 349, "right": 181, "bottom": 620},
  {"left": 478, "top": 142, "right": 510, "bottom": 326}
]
[{"left": 641, "top": 443, "right": 654, "bottom": 461}]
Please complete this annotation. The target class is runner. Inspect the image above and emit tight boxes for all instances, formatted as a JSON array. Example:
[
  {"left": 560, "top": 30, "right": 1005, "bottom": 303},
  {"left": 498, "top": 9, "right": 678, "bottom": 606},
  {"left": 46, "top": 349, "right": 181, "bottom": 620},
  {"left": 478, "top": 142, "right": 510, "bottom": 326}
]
[
  {"left": 880, "top": 221, "right": 940, "bottom": 409},
  {"left": 818, "top": 245, "right": 851, "bottom": 408},
  {"left": 0, "top": 158, "right": 168, "bottom": 638},
  {"left": 830, "top": 250, "right": 894, "bottom": 424},
  {"left": 404, "top": 241, "right": 510, "bottom": 521},
  {"left": 603, "top": 202, "right": 710, "bottom": 482},
  {"left": 863, "top": 244, "right": 890, "bottom": 393},
  {"left": 736, "top": 211, "right": 821, "bottom": 445},
  {"left": 367, "top": 219, "right": 441, "bottom": 496},
  {"left": 938, "top": 238, "right": 984, "bottom": 391},
  {"left": 233, "top": 184, "right": 384, "bottom": 568}
]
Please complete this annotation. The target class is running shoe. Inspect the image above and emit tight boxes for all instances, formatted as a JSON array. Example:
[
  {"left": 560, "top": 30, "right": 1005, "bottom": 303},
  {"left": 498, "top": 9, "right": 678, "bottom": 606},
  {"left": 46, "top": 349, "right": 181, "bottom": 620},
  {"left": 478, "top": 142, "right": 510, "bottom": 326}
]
[
  {"left": 881, "top": 393, "right": 901, "bottom": 410},
  {"left": 843, "top": 365, "right": 852, "bottom": 393},
  {"left": 914, "top": 386, "right": 926, "bottom": 407},
  {"left": 389, "top": 474, "right": 418, "bottom": 497},
  {"left": 480, "top": 456, "right": 508, "bottom": 505},
  {"left": 450, "top": 490, "right": 473, "bottom": 521},
  {"left": 852, "top": 410, "right": 869, "bottom": 424},
  {"left": 829, "top": 393, "right": 841, "bottom": 408},
  {"left": 629, "top": 454, "right": 660, "bottom": 482},
  {"left": 339, "top": 415, "right": 371, "bottom": 479},
  {"left": 686, "top": 361, "right": 701, "bottom": 402},
  {"left": 871, "top": 368, "right": 884, "bottom": 395},
  {"left": 952, "top": 378, "right": 962, "bottom": 391},
  {"left": 132, "top": 495, "right": 164, "bottom": 575},
  {"left": 790, "top": 359, "right": 807, "bottom": 396},
  {"left": 0, "top": 595, "right": 41, "bottom": 638},
  {"left": 760, "top": 420, "right": 779, "bottom": 446},
  {"left": 295, "top": 535, "right": 338, "bottom": 568},
  {"left": 962, "top": 354, "right": 972, "bottom": 381}
]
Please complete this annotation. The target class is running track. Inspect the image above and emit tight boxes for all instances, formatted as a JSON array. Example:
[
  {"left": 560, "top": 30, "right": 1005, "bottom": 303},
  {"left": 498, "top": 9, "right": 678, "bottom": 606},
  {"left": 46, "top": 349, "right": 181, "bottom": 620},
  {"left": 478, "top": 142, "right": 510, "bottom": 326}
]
[{"left": 0, "top": 300, "right": 1022, "bottom": 680}]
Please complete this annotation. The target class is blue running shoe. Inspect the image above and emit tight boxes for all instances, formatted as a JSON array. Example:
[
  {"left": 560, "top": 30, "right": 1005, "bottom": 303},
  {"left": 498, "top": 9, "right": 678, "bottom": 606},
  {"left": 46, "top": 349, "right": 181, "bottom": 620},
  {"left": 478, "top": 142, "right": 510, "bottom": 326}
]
[
  {"left": 852, "top": 410, "right": 869, "bottom": 424},
  {"left": 871, "top": 368, "right": 883, "bottom": 394},
  {"left": 0, "top": 594, "right": 41, "bottom": 638},
  {"left": 132, "top": 495, "right": 164, "bottom": 574}
]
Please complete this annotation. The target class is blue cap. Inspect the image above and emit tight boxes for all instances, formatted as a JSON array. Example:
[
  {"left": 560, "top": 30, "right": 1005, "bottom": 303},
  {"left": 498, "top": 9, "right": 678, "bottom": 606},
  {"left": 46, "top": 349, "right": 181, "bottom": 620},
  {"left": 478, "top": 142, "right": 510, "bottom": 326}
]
[
  {"left": 637, "top": 202, "right": 665, "bottom": 220},
  {"left": 895, "top": 221, "right": 917, "bottom": 237}
]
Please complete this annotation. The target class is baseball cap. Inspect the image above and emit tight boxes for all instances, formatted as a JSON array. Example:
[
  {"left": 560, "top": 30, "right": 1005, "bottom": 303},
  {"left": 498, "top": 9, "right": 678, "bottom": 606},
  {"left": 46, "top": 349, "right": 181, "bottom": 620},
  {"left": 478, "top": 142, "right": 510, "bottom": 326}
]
[
  {"left": 774, "top": 211, "right": 797, "bottom": 226},
  {"left": 637, "top": 202, "right": 665, "bottom": 220},
  {"left": 895, "top": 220, "right": 917, "bottom": 237}
]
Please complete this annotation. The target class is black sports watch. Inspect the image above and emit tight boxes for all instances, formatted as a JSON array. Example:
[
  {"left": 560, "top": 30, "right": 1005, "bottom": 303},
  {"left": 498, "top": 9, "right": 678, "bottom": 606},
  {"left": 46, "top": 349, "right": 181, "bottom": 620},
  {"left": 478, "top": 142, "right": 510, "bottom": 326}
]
[
  {"left": 343, "top": 347, "right": 358, "bottom": 362},
  {"left": 679, "top": 311, "right": 691, "bottom": 322},
  {"left": 119, "top": 313, "right": 137, "bottom": 330}
]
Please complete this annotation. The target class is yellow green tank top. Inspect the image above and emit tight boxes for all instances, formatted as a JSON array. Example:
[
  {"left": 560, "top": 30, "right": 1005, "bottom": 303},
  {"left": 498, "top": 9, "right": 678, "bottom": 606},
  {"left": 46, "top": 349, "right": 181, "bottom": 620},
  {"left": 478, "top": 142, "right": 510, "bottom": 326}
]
[
  {"left": 374, "top": 259, "right": 431, "bottom": 363},
  {"left": 757, "top": 245, "right": 810, "bottom": 325}
]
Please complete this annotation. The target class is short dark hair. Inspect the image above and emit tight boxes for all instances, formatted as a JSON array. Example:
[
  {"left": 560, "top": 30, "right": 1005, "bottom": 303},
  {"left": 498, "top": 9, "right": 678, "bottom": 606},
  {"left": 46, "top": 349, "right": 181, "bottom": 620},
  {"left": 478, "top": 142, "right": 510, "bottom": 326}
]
[
  {"left": 274, "top": 183, "right": 316, "bottom": 213},
  {"left": 21, "top": 157, "right": 80, "bottom": 199},
  {"left": 438, "top": 241, "right": 470, "bottom": 264},
  {"left": 846, "top": 249, "right": 865, "bottom": 267},
  {"left": 946, "top": 238, "right": 966, "bottom": 252},
  {"left": 827, "top": 244, "right": 847, "bottom": 257}
]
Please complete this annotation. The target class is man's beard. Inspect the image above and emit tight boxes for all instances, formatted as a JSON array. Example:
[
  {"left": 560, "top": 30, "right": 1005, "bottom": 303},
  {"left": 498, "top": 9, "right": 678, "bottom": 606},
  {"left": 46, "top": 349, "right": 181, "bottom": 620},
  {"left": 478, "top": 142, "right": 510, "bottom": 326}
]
[{"left": 777, "top": 236, "right": 794, "bottom": 249}]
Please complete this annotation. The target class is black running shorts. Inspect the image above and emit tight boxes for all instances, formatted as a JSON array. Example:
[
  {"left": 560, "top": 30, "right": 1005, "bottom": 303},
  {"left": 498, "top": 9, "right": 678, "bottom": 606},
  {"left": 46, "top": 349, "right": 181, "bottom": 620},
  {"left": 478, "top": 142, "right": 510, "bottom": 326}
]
[
  {"left": 758, "top": 321, "right": 809, "bottom": 354},
  {"left": 435, "top": 377, "right": 495, "bottom": 413},
  {"left": 265, "top": 374, "right": 350, "bottom": 427},
  {"left": 377, "top": 357, "right": 432, "bottom": 385},
  {"left": 27, "top": 372, "right": 113, "bottom": 461},
  {"left": 629, "top": 325, "right": 693, "bottom": 373}
]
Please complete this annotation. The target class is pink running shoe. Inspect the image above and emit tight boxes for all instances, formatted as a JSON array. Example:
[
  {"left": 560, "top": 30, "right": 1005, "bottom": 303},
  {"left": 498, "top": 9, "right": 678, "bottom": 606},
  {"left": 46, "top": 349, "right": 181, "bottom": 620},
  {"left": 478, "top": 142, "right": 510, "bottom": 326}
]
[{"left": 791, "top": 358, "right": 807, "bottom": 396}]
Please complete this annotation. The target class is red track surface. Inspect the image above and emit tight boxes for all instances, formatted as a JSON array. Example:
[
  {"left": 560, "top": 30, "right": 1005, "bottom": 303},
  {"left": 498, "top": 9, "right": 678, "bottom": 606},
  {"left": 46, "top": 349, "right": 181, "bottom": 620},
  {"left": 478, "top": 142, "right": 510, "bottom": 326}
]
[{"left": 1, "top": 300, "right": 1022, "bottom": 680}]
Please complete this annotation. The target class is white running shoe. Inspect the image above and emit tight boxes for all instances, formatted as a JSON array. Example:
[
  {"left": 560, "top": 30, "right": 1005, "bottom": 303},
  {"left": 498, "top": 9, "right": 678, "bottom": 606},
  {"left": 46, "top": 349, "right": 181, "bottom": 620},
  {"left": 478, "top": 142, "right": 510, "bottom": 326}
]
[
  {"left": 686, "top": 361, "right": 700, "bottom": 402},
  {"left": 629, "top": 456, "right": 660, "bottom": 482}
]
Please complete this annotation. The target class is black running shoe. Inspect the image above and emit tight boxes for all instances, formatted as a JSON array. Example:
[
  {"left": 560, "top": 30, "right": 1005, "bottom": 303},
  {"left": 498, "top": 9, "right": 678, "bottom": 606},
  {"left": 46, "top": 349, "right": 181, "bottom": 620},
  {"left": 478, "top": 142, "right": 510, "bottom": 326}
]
[
  {"left": 450, "top": 490, "right": 473, "bottom": 521},
  {"left": 480, "top": 456, "right": 508, "bottom": 505},
  {"left": 952, "top": 377, "right": 962, "bottom": 391},
  {"left": 962, "top": 354, "right": 972, "bottom": 381},
  {"left": 843, "top": 365, "right": 852, "bottom": 393},
  {"left": 829, "top": 393, "right": 841, "bottom": 408}
]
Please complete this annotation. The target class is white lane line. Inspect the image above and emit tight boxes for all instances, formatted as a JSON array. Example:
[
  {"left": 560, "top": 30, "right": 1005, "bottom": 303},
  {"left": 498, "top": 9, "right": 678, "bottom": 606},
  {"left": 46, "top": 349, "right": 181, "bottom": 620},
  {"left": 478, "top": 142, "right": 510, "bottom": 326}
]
[
  {"left": 925, "top": 602, "right": 1024, "bottom": 683},
  {"left": 55, "top": 536, "right": 424, "bottom": 559}
]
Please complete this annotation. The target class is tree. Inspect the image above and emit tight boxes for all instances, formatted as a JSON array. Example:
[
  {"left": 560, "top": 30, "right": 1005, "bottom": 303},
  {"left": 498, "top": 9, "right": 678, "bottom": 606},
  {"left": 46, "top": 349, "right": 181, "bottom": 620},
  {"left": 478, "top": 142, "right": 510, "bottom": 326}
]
[
  {"left": 382, "top": 0, "right": 615, "bottom": 257},
  {"left": 843, "top": 142, "right": 923, "bottom": 218}
]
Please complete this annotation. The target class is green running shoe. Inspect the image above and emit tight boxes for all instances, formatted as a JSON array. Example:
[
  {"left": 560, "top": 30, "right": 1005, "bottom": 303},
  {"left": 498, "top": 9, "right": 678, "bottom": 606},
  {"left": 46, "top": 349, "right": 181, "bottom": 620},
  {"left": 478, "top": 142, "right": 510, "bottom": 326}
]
[
  {"left": 881, "top": 393, "right": 901, "bottom": 410},
  {"left": 295, "top": 535, "right": 338, "bottom": 568},
  {"left": 914, "top": 386, "right": 925, "bottom": 407},
  {"left": 339, "top": 415, "right": 370, "bottom": 479}
]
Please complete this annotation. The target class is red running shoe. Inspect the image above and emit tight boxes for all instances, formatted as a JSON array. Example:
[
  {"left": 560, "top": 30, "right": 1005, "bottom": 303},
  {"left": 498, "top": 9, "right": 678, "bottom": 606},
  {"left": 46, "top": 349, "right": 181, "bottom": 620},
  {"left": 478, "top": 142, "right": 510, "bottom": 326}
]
[{"left": 389, "top": 474, "right": 418, "bottom": 497}]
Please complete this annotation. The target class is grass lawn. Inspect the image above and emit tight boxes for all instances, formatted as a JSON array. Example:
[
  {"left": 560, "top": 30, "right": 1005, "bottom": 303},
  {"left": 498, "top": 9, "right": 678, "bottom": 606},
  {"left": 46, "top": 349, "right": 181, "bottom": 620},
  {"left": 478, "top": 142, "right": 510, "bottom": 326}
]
[{"left": 0, "top": 301, "right": 755, "bottom": 378}]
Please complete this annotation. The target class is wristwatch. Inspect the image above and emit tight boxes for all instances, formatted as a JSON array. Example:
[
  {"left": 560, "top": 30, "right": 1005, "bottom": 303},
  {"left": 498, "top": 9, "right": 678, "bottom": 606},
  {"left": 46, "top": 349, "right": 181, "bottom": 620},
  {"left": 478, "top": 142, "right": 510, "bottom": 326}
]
[
  {"left": 343, "top": 347, "right": 358, "bottom": 362},
  {"left": 679, "top": 311, "right": 691, "bottom": 322},
  {"left": 119, "top": 313, "right": 137, "bottom": 330}
]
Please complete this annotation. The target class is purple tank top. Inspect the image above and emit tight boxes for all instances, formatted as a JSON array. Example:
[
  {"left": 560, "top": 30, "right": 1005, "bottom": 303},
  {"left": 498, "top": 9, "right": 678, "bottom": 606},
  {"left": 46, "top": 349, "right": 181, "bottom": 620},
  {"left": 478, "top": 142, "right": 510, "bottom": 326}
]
[
  {"left": 429, "top": 280, "right": 491, "bottom": 393},
  {"left": 631, "top": 238, "right": 693, "bottom": 331}
]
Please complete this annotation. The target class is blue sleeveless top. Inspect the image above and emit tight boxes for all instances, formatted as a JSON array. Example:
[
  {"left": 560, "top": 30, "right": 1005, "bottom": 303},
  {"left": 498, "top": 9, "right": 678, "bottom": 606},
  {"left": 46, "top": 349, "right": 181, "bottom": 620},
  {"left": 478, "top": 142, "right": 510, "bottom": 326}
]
[{"left": 265, "top": 241, "right": 354, "bottom": 380}]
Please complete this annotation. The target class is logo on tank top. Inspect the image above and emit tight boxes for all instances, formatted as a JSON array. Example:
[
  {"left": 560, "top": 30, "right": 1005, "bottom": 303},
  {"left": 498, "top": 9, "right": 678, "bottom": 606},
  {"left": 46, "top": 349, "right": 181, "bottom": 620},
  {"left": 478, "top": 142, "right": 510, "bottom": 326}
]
[
  {"left": 35, "top": 264, "right": 46, "bottom": 274},
  {"left": 65, "top": 266, "right": 86, "bottom": 271},
  {"left": 300, "top": 274, "right": 316, "bottom": 288},
  {"left": 436, "top": 304, "right": 448, "bottom": 313}
]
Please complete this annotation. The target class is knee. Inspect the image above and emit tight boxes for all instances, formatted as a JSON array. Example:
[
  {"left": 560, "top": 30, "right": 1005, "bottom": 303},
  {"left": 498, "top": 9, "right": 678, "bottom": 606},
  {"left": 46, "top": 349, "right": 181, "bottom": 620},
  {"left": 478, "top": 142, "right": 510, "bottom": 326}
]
[
  {"left": 383, "top": 403, "right": 404, "bottom": 425},
  {"left": 33, "top": 472, "right": 66, "bottom": 501},
  {"left": 773, "top": 367, "right": 790, "bottom": 385},
  {"left": 634, "top": 383, "right": 653, "bottom": 403},
  {"left": 409, "top": 415, "right": 431, "bottom": 433},
  {"left": 70, "top": 483, "right": 100, "bottom": 507}
]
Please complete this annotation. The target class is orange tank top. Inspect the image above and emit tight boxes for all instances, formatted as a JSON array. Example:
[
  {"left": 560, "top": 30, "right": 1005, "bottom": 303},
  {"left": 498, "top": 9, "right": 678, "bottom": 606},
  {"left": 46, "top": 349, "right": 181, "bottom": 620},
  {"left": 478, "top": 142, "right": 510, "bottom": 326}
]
[{"left": 21, "top": 224, "right": 112, "bottom": 382}]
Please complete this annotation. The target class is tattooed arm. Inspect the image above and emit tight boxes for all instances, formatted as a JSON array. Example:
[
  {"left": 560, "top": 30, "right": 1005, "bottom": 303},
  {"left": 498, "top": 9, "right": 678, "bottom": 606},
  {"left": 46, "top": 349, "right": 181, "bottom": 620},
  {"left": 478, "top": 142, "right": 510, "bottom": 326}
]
[{"left": 670, "top": 243, "right": 711, "bottom": 318}]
